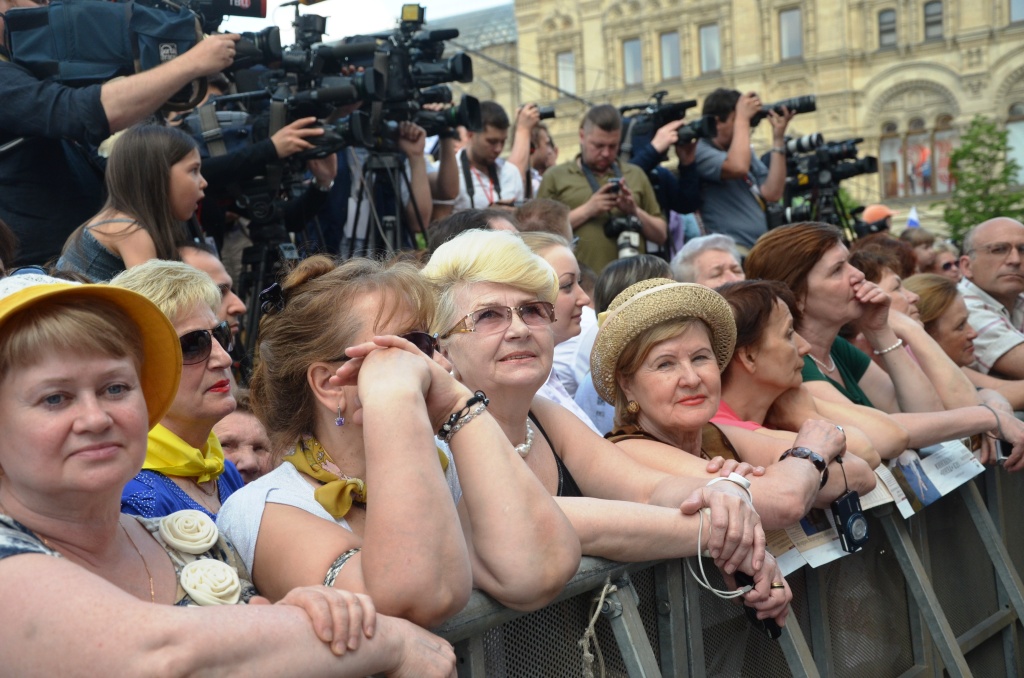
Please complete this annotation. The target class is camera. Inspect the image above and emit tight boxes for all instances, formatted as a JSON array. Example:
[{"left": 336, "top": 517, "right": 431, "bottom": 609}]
[
  {"left": 751, "top": 94, "right": 816, "bottom": 125},
  {"left": 619, "top": 90, "right": 698, "bottom": 159},
  {"left": 537, "top": 105, "right": 556, "bottom": 120},
  {"left": 605, "top": 215, "right": 643, "bottom": 259},
  {"left": 677, "top": 115, "right": 717, "bottom": 145},
  {"left": 785, "top": 133, "right": 823, "bottom": 155},
  {"left": 831, "top": 490, "right": 869, "bottom": 553}
]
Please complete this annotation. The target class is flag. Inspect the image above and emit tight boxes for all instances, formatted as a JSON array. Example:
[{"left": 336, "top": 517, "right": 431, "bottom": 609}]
[{"left": 907, "top": 206, "right": 920, "bottom": 228}]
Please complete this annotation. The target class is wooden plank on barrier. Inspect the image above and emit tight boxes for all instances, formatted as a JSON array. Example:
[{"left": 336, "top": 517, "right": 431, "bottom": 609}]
[
  {"left": 602, "top": 575, "right": 662, "bottom": 678},
  {"left": 876, "top": 506, "right": 973, "bottom": 677}
]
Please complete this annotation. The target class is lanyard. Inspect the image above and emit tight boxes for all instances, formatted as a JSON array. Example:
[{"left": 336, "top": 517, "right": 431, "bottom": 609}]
[{"left": 460, "top": 149, "right": 502, "bottom": 207}]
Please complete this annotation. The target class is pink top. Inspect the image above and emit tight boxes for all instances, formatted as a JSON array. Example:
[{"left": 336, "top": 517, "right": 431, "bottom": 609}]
[{"left": 711, "top": 400, "right": 763, "bottom": 432}]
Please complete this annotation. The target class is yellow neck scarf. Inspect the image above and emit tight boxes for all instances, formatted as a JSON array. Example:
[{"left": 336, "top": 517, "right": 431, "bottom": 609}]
[
  {"left": 145, "top": 424, "right": 225, "bottom": 484},
  {"left": 284, "top": 436, "right": 451, "bottom": 520}
]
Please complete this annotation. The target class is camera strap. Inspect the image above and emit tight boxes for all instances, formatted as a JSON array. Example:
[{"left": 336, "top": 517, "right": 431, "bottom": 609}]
[
  {"left": 460, "top": 149, "right": 502, "bottom": 207},
  {"left": 579, "top": 159, "right": 622, "bottom": 194}
]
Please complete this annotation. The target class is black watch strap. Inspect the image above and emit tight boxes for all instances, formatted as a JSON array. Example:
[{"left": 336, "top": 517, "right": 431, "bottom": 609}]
[{"left": 780, "top": 447, "right": 830, "bottom": 488}]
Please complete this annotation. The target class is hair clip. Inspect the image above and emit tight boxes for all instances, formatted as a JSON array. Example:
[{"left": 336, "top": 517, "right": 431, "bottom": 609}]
[{"left": 259, "top": 283, "right": 286, "bottom": 314}]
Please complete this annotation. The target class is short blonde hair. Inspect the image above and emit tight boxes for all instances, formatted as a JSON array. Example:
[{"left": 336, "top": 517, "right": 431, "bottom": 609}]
[
  {"left": 111, "top": 259, "right": 219, "bottom": 324},
  {"left": 422, "top": 229, "right": 557, "bottom": 338},
  {"left": 520, "top": 231, "right": 571, "bottom": 256}
]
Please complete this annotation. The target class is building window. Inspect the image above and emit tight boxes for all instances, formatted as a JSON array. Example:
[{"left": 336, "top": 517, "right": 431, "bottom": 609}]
[
  {"left": 556, "top": 51, "right": 576, "bottom": 95},
  {"left": 1014, "top": 0, "right": 1024, "bottom": 23},
  {"left": 660, "top": 31, "right": 681, "bottom": 80},
  {"left": 699, "top": 24, "right": 721, "bottom": 73},
  {"left": 780, "top": 8, "right": 802, "bottom": 59},
  {"left": 924, "top": 1, "right": 943, "bottom": 40},
  {"left": 878, "top": 10, "right": 897, "bottom": 47},
  {"left": 623, "top": 38, "right": 643, "bottom": 86},
  {"left": 1008, "top": 104, "right": 1024, "bottom": 184},
  {"left": 881, "top": 115, "right": 959, "bottom": 198}
]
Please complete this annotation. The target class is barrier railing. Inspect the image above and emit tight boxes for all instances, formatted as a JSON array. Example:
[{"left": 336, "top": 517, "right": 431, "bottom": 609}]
[{"left": 436, "top": 466, "right": 1024, "bottom": 677}]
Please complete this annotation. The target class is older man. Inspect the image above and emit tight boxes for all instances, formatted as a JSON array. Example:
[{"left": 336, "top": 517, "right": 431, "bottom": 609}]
[
  {"left": 670, "top": 233, "right": 745, "bottom": 288},
  {"left": 181, "top": 244, "right": 247, "bottom": 339},
  {"left": 958, "top": 217, "right": 1024, "bottom": 377}
]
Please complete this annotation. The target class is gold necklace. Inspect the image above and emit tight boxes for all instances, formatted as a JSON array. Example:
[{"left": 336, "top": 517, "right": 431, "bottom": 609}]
[
  {"left": 192, "top": 477, "right": 218, "bottom": 497},
  {"left": 0, "top": 498, "right": 155, "bottom": 603}
]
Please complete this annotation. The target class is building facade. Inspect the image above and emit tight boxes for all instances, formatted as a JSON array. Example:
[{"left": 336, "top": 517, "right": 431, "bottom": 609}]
[{"left": 500, "top": 0, "right": 1024, "bottom": 228}]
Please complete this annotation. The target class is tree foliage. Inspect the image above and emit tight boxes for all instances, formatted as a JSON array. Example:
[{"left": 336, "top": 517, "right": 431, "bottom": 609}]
[{"left": 943, "top": 116, "right": 1024, "bottom": 244}]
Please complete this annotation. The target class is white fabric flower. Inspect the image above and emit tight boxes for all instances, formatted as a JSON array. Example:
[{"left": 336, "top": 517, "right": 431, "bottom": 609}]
[
  {"left": 180, "top": 559, "right": 241, "bottom": 606},
  {"left": 159, "top": 510, "right": 219, "bottom": 554}
]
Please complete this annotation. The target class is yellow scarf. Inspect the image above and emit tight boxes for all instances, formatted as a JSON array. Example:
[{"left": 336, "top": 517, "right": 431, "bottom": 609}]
[
  {"left": 145, "top": 425, "right": 225, "bottom": 483},
  {"left": 284, "top": 436, "right": 451, "bottom": 520}
]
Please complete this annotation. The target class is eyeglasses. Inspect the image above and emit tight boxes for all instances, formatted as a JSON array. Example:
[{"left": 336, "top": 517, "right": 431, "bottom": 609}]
[
  {"left": 179, "top": 321, "right": 233, "bottom": 365},
  {"left": 969, "top": 242, "right": 1024, "bottom": 258},
  {"left": 328, "top": 331, "right": 438, "bottom": 363},
  {"left": 440, "top": 301, "right": 556, "bottom": 339},
  {"left": 941, "top": 261, "right": 960, "bottom": 271}
]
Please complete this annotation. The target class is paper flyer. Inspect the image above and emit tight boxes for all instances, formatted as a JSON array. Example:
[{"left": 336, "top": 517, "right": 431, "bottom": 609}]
[
  {"left": 765, "top": 529, "right": 806, "bottom": 576},
  {"left": 887, "top": 440, "right": 984, "bottom": 513},
  {"left": 858, "top": 473, "right": 895, "bottom": 511},
  {"left": 876, "top": 463, "right": 916, "bottom": 518},
  {"left": 784, "top": 509, "right": 849, "bottom": 568}
]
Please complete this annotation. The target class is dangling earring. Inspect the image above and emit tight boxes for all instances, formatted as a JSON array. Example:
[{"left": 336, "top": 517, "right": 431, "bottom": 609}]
[
  {"left": 335, "top": 404, "right": 345, "bottom": 427},
  {"left": 626, "top": 400, "right": 640, "bottom": 414}
]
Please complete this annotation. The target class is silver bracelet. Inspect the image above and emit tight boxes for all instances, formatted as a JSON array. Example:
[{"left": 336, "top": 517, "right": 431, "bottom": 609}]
[
  {"left": 445, "top": 402, "right": 488, "bottom": 443},
  {"left": 873, "top": 337, "right": 904, "bottom": 356},
  {"left": 324, "top": 547, "right": 361, "bottom": 587},
  {"left": 980, "top": 403, "right": 1007, "bottom": 440}
]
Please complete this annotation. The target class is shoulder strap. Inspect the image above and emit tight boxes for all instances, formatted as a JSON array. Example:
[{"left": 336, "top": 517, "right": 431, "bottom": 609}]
[{"left": 700, "top": 422, "right": 740, "bottom": 462}]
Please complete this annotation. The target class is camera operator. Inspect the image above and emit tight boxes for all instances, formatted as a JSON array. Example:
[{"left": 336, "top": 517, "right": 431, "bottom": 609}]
[
  {"left": 627, "top": 118, "right": 702, "bottom": 225},
  {"left": 694, "top": 88, "right": 794, "bottom": 253},
  {"left": 452, "top": 100, "right": 524, "bottom": 212},
  {"left": 0, "top": 4, "right": 239, "bottom": 267},
  {"left": 538, "top": 104, "right": 665, "bottom": 274}
]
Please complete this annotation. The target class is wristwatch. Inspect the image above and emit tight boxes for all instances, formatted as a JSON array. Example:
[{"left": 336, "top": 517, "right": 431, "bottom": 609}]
[
  {"left": 779, "top": 446, "right": 830, "bottom": 488},
  {"left": 314, "top": 178, "right": 335, "bottom": 192}
]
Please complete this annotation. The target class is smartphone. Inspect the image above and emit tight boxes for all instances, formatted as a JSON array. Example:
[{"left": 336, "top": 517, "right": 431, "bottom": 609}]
[
  {"left": 606, "top": 177, "right": 622, "bottom": 193},
  {"left": 733, "top": 572, "right": 783, "bottom": 640}
]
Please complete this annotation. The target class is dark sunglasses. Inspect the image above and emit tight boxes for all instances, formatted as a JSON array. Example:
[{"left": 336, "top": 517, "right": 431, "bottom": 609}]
[
  {"left": 329, "top": 331, "right": 438, "bottom": 363},
  {"left": 941, "top": 261, "right": 960, "bottom": 271},
  {"left": 179, "top": 321, "right": 233, "bottom": 365}
]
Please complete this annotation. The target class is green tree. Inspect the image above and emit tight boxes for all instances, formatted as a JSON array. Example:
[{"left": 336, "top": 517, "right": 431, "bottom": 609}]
[{"left": 943, "top": 116, "right": 1024, "bottom": 243}]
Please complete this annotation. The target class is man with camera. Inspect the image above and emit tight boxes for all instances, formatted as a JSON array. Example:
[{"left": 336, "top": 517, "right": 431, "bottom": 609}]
[
  {"left": 0, "top": 1, "right": 238, "bottom": 266},
  {"left": 695, "top": 88, "right": 794, "bottom": 253},
  {"left": 452, "top": 101, "right": 524, "bottom": 212},
  {"left": 538, "top": 104, "right": 666, "bottom": 273}
]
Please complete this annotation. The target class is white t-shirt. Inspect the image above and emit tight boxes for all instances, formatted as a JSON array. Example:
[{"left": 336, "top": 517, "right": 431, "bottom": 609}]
[
  {"left": 553, "top": 305, "right": 597, "bottom": 398},
  {"left": 453, "top": 153, "right": 524, "bottom": 212}
]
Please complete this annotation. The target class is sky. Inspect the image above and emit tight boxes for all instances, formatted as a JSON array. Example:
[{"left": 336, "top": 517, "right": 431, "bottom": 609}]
[{"left": 220, "top": 0, "right": 510, "bottom": 44}]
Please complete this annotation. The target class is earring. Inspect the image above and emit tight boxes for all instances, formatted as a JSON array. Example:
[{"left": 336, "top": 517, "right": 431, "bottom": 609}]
[
  {"left": 335, "top": 404, "right": 345, "bottom": 427},
  {"left": 626, "top": 400, "right": 640, "bottom": 414}
]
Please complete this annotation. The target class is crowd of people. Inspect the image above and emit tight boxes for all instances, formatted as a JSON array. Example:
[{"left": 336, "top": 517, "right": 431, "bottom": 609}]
[{"left": 2, "top": 18, "right": 1024, "bottom": 676}]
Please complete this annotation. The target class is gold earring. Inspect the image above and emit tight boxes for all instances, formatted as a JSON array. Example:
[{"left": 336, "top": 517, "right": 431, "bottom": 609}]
[{"left": 626, "top": 400, "right": 640, "bottom": 414}]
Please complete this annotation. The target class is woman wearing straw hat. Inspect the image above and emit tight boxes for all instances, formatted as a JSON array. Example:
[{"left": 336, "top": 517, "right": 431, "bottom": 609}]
[
  {"left": 592, "top": 278, "right": 857, "bottom": 528},
  {"left": 0, "top": 273, "right": 456, "bottom": 676},
  {"left": 423, "top": 229, "right": 793, "bottom": 626}
]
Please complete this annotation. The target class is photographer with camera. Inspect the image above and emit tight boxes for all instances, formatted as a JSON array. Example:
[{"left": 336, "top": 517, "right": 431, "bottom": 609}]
[
  {"left": 538, "top": 105, "right": 666, "bottom": 274},
  {"left": 695, "top": 88, "right": 795, "bottom": 253},
  {"left": 0, "top": 4, "right": 239, "bottom": 267},
  {"left": 452, "top": 101, "right": 524, "bottom": 212},
  {"left": 507, "top": 103, "right": 558, "bottom": 198}
]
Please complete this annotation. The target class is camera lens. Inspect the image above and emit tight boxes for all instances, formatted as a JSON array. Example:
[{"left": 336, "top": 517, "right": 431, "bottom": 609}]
[{"left": 849, "top": 514, "right": 869, "bottom": 542}]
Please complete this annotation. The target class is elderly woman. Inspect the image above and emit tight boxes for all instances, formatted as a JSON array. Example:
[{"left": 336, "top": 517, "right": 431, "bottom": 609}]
[
  {"left": 423, "top": 229, "right": 792, "bottom": 626},
  {"left": 113, "top": 260, "right": 243, "bottom": 518},
  {"left": 905, "top": 273, "right": 1024, "bottom": 409},
  {"left": 217, "top": 255, "right": 579, "bottom": 628},
  {"left": 715, "top": 279, "right": 907, "bottom": 463},
  {"left": 592, "top": 278, "right": 863, "bottom": 524},
  {"left": 0, "top": 274, "right": 456, "bottom": 676},
  {"left": 746, "top": 222, "right": 1024, "bottom": 470}
]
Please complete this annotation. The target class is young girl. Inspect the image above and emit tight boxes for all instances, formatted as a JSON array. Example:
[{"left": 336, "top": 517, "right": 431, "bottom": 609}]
[{"left": 57, "top": 125, "right": 205, "bottom": 281}]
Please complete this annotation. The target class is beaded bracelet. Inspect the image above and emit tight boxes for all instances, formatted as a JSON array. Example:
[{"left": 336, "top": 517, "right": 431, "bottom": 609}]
[
  {"left": 438, "top": 391, "right": 489, "bottom": 442},
  {"left": 873, "top": 337, "right": 904, "bottom": 356}
]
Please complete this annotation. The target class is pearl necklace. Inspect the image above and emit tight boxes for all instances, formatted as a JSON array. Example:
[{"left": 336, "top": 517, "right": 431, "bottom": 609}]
[
  {"left": 516, "top": 420, "right": 536, "bottom": 458},
  {"left": 808, "top": 352, "right": 836, "bottom": 373}
]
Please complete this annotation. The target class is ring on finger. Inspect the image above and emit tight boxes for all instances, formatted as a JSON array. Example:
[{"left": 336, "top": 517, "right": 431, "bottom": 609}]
[
  {"left": 770, "top": 582, "right": 786, "bottom": 590},
  {"left": 835, "top": 424, "right": 844, "bottom": 435}
]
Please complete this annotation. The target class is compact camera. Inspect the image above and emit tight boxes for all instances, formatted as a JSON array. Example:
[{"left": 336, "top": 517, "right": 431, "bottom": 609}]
[{"left": 831, "top": 490, "right": 869, "bottom": 553}]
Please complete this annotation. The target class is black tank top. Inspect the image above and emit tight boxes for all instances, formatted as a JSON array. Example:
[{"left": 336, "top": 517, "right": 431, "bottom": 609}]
[{"left": 528, "top": 411, "right": 582, "bottom": 498}]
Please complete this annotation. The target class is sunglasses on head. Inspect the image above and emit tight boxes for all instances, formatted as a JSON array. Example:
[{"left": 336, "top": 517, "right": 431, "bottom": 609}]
[
  {"left": 179, "top": 321, "right": 233, "bottom": 365},
  {"left": 329, "top": 331, "right": 438, "bottom": 363}
]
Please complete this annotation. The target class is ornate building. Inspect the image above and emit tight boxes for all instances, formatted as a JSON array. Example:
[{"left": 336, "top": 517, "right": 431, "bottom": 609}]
[{"left": 437, "top": 0, "right": 1024, "bottom": 227}]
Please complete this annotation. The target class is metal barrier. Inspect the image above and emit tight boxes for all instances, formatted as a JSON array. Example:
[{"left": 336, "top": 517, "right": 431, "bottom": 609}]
[{"left": 436, "top": 466, "right": 1024, "bottom": 677}]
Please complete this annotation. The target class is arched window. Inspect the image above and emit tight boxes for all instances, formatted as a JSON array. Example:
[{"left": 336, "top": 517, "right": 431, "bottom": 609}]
[
  {"left": 1009, "top": 104, "right": 1024, "bottom": 184},
  {"left": 924, "top": 1, "right": 943, "bottom": 40},
  {"left": 880, "top": 115, "right": 959, "bottom": 198},
  {"left": 878, "top": 10, "right": 897, "bottom": 48}
]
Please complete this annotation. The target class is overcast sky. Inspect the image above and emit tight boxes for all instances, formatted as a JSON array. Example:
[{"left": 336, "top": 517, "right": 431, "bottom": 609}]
[{"left": 221, "top": 0, "right": 510, "bottom": 44}]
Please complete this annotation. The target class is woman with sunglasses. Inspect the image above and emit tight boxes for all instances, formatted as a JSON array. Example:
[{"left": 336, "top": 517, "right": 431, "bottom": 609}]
[
  {"left": 217, "top": 255, "right": 579, "bottom": 627},
  {"left": 422, "top": 230, "right": 792, "bottom": 627},
  {"left": 113, "top": 260, "right": 243, "bottom": 519}
]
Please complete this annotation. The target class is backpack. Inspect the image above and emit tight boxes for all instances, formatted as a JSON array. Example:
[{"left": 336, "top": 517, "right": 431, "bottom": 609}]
[{"left": 4, "top": 0, "right": 206, "bottom": 111}]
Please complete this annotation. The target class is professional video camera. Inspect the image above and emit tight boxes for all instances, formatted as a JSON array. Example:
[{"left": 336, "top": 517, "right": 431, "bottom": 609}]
[
  {"left": 619, "top": 91, "right": 711, "bottom": 160},
  {"left": 766, "top": 135, "right": 878, "bottom": 240}
]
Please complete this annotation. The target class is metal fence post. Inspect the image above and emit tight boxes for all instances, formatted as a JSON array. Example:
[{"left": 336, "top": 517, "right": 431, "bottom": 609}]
[
  {"left": 601, "top": 574, "right": 663, "bottom": 678},
  {"left": 655, "top": 560, "right": 689, "bottom": 678}
]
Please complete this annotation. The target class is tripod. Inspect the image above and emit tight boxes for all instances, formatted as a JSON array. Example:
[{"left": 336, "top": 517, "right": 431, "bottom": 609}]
[{"left": 341, "top": 149, "right": 425, "bottom": 259}]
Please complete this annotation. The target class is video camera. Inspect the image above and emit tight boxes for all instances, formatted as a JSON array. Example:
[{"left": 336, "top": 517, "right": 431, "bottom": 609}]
[{"left": 619, "top": 91, "right": 713, "bottom": 161}]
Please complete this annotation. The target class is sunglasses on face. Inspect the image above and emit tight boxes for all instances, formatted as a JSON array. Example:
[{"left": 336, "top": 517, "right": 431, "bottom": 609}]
[
  {"left": 941, "top": 261, "right": 960, "bottom": 271},
  {"left": 179, "top": 321, "right": 233, "bottom": 365},
  {"left": 329, "top": 331, "right": 439, "bottom": 363}
]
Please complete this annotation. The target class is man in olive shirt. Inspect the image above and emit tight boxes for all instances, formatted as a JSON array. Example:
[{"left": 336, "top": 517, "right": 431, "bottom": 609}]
[{"left": 538, "top": 105, "right": 665, "bottom": 273}]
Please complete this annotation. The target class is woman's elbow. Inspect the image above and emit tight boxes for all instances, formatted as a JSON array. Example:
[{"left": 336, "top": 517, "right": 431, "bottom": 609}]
[{"left": 482, "top": 540, "right": 582, "bottom": 612}]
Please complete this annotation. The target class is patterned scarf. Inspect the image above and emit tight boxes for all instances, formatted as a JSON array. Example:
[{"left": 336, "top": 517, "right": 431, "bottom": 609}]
[{"left": 145, "top": 424, "right": 225, "bottom": 483}]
